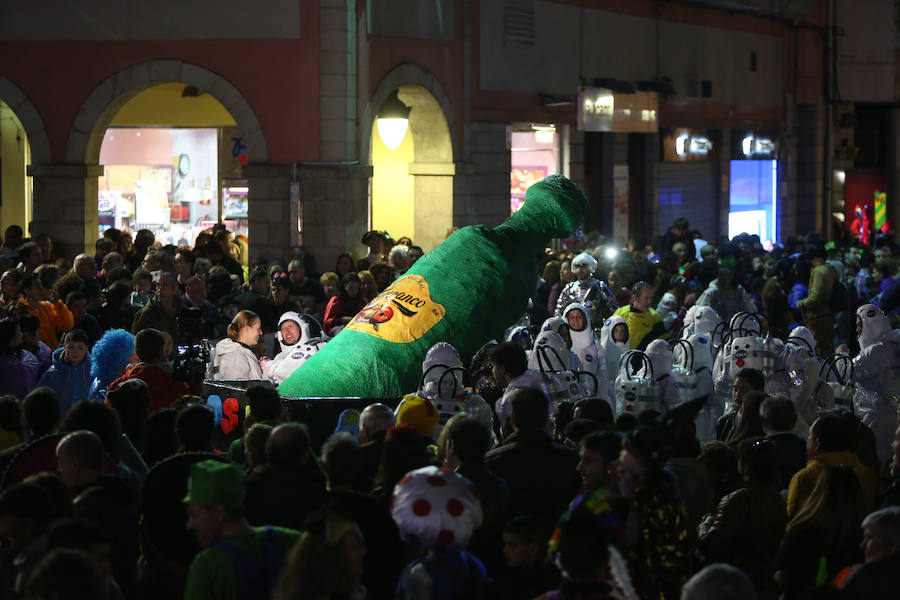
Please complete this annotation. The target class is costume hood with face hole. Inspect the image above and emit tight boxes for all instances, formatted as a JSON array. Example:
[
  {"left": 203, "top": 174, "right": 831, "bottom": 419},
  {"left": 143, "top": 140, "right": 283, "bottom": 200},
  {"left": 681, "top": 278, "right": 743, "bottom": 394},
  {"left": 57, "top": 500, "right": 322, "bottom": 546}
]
[
  {"left": 600, "top": 315, "right": 629, "bottom": 352},
  {"left": 857, "top": 304, "right": 891, "bottom": 351},
  {"left": 563, "top": 303, "right": 594, "bottom": 352},
  {"left": 276, "top": 312, "right": 325, "bottom": 347}
]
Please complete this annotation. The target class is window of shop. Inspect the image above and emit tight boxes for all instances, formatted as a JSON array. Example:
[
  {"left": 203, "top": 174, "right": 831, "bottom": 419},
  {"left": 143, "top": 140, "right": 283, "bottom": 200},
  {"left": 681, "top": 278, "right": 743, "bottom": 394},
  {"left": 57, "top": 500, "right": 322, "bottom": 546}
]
[
  {"left": 98, "top": 127, "right": 247, "bottom": 246},
  {"left": 728, "top": 159, "right": 778, "bottom": 244},
  {"left": 510, "top": 124, "right": 561, "bottom": 214}
]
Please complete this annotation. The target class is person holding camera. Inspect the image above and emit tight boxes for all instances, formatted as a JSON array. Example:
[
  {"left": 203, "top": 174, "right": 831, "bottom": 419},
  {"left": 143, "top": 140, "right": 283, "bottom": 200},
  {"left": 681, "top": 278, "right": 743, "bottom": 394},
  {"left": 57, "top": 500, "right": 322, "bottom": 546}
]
[
  {"left": 108, "top": 328, "right": 199, "bottom": 414},
  {"left": 207, "top": 310, "right": 264, "bottom": 381}
]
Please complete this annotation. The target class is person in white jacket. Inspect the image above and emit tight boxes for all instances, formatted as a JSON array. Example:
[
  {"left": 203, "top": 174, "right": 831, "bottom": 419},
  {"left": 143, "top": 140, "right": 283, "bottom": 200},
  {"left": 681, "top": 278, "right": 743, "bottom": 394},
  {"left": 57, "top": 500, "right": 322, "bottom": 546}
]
[
  {"left": 207, "top": 310, "right": 264, "bottom": 381},
  {"left": 563, "top": 303, "right": 608, "bottom": 400}
]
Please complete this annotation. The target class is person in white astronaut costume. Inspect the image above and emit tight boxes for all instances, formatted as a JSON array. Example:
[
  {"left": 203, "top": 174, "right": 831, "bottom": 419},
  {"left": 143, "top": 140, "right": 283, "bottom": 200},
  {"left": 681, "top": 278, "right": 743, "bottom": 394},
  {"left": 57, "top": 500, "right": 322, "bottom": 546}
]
[
  {"left": 852, "top": 303, "right": 900, "bottom": 466},
  {"left": 562, "top": 303, "right": 608, "bottom": 400},
  {"left": 614, "top": 349, "right": 660, "bottom": 416},
  {"left": 681, "top": 305, "right": 723, "bottom": 351},
  {"left": 672, "top": 334, "right": 717, "bottom": 441},
  {"left": 644, "top": 339, "right": 680, "bottom": 413},
  {"left": 784, "top": 325, "right": 835, "bottom": 429},
  {"left": 713, "top": 311, "right": 763, "bottom": 411},
  {"left": 264, "top": 312, "right": 329, "bottom": 384},
  {"left": 600, "top": 315, "right": 630, "bottom": 401},
  {"left": 528, "top": 325, "right": 581, "bottom": 373},
  {"left": 416, "top": 341, "right": 496, "bottom": 443}
]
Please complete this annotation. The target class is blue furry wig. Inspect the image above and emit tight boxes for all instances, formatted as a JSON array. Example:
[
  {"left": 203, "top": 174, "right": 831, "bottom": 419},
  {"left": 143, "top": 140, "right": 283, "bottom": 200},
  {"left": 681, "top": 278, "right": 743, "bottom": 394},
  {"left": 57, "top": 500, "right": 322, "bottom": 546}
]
[{"left": 90, "top": 329, "right": 136, "bottom": 386}]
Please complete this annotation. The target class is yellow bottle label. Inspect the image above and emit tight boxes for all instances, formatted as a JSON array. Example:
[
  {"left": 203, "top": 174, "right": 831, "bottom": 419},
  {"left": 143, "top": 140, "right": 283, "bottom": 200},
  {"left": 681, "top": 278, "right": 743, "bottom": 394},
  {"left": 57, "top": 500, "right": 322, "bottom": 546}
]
[{"left": 345, "top": 274, "right": 446, "bottom": 343}]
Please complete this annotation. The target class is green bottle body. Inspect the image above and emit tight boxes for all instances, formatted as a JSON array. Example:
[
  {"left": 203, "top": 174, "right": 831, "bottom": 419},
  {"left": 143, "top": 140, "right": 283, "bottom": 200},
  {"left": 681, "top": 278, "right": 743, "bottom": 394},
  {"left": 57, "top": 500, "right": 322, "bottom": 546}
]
[{"left": 278, "top": 174, "right": 587, "bottom": 398}]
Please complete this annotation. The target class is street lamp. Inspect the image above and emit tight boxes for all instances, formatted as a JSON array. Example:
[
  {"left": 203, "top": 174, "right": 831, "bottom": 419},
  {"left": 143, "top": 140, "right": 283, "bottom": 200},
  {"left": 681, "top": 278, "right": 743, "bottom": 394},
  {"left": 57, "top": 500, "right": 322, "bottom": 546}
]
[{"left": 376, "top": 90, "right": 411, "bottom": 150}]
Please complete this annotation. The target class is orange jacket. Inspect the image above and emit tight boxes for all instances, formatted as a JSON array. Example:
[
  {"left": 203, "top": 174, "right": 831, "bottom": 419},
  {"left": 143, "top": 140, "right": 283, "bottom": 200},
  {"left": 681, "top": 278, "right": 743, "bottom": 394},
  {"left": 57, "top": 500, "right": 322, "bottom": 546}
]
[{"left": 22, "top": 298, "right": 74, "bottom": 350}]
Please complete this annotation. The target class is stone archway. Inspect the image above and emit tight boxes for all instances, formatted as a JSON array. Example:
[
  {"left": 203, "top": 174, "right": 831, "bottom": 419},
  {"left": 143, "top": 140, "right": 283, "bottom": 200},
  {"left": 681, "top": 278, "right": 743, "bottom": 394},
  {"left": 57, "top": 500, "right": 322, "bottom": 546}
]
[
  {"left": 365, "top": 65, "right": 457, "bottom": 251},
  {"left": 361, "top": 63, "right": 458, "bottom": 166},
  {"left": 0, "top": 77, "right": 51, "bottom": 164},
  {"left": 31, "top": 60, "right": 269, "bottom": 256},
  {"left": 67, "top": 60, "right": 267, "bottom": 165}
]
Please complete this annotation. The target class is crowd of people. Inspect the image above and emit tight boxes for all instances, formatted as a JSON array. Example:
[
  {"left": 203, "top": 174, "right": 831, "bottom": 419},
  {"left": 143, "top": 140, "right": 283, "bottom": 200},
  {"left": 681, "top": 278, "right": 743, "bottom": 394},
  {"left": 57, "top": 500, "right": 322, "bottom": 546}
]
[{"left": 0, "top": 215, "right": 899, "bottom": 599}]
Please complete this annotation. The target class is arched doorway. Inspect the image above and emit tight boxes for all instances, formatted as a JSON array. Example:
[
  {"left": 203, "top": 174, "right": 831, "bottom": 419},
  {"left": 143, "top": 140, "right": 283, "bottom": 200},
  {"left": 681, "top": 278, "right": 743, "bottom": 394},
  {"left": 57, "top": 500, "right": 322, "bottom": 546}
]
[
  {"left": 44, "top": 60, "right": 267, "bottom": 254},
  {"left": 366, "top": 68, "right": 456, "bottom": 252},
  {"left": 0, "top": 77, "right": 50, "bottom": 241},
  {"left": 95, "top": 82, "right": 244, "bottom": 246}
]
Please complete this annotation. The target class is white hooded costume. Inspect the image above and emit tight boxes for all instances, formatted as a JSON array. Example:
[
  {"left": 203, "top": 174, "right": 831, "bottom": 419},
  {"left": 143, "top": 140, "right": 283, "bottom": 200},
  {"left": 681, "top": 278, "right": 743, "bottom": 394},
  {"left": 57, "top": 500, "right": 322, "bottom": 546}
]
[
  {"left": 417, "top": 342, "right": 495, "bottom": 443},
  {"left": 672, "top": 334, "right": 717, "bottom": 441},
  {"left": 264, "top": 312, "right": 329, "bottom": 384},
  {"left": 600, "top": 315, "right": 630, "bottom": 401},
  {"left": 645, "top": 339, "right": 680, "bottom": 413},
  {"left": 785, "top": 325, "right": 834, "bottom": 429},
  {"left": 681, "top": 306, "right": 723, "bottom": 352},
  {"left": 562, "top": 303, "right": 608, "bottom": 399},
  {"left": 713, "top": 311, "right": 763, "bottom": 412},
  {"left": 853, "top": 304, "right": 900, "bottom": 465},
  {"left": 614, "top": 349, "right": 661, "bottom": 416}
]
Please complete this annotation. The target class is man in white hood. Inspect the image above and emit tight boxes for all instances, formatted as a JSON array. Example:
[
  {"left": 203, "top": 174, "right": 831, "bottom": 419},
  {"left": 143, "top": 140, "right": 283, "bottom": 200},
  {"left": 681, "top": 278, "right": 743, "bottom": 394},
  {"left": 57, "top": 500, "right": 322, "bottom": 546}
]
[
  {"left": 853, "top": 304, "right": 900, "bottom": 465},
  {"left": 563, "top": 303, "right": 608, "bottom": 400},
  {"left": 417, "top": 341, "right": 495, "bottom": 443},
  {"left": 264, "top": 312, "right": 328, "bottom": 384}
]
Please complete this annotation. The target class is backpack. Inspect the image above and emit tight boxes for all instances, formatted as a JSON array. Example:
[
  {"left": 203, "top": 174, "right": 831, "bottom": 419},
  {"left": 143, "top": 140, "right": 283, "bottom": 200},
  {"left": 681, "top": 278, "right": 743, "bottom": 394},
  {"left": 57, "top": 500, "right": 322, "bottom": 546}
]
[{"left": 828, "top": 279, "right": 849, "bottom": 313}]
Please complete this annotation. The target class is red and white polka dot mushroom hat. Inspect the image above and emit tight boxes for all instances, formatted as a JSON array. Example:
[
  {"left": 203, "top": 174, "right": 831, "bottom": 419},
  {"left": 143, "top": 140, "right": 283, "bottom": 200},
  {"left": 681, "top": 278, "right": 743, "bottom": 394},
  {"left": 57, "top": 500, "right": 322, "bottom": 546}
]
[{"left": 391, "top": 465, "right": 483, "bottom": 550}]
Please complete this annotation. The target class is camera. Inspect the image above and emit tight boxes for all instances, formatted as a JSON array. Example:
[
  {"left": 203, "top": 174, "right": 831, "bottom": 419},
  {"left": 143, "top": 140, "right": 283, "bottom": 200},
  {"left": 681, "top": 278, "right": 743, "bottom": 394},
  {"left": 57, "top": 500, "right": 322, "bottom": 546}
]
[{"left": 173, "top": 340, "right": 211, "bottom": 382}]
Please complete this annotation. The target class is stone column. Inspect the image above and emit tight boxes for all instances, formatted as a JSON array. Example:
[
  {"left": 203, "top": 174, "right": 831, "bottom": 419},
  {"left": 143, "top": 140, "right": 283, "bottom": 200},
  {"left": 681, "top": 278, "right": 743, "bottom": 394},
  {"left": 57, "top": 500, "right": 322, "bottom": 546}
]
[
  {"left": 28, "top": 163, "right": 101, "bottom": 257},
  {"left": 452, "top": 122, "right": 510, "bottom": 228},
  {"left": 410, "top": 162, "right": 455, "bottom": 251},
  {"left": 243, "top": 164, "right": 295, "bottom": 266},
  {"left": 248, "top": 163, "right": 372, "bottom": 273}
]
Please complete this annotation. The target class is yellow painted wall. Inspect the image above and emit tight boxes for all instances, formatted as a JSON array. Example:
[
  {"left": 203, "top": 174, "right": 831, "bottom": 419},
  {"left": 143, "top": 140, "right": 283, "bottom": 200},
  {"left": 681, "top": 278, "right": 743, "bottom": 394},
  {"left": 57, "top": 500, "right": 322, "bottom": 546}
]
[
  {"left": 111, "top": 83, "right": 237, "bottom": 127},
  {"left": 0, "top": 101, "right": 31, "bottom": 234},
  {"left": 370, "top": 84, "right": 454, "bottom": 250},
  {"left": 371, "top": 120, "right": 415, "bottom": 242}
]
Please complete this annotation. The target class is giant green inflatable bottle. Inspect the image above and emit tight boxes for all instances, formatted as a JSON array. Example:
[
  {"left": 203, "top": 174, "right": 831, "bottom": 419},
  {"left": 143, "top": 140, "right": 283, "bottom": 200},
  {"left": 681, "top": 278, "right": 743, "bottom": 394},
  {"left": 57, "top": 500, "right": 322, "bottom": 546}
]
[{"left": 278, "top": 174, "right": 588, "bottom": 398}]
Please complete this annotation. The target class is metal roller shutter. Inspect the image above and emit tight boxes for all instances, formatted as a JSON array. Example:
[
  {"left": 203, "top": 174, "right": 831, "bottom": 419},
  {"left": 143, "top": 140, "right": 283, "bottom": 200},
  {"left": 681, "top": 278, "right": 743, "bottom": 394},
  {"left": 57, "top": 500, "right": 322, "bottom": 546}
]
[{"left": 657, "top": 162, "right": 719, "bottom": 240}]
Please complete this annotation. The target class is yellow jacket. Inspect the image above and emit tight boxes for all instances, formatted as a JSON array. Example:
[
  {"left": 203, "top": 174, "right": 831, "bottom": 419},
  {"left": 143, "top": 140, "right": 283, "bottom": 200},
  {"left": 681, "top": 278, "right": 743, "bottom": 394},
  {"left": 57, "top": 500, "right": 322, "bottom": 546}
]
[
  {"left": 786, "top": 451, "right": 881, "bottom": 517},
  {"left": 613, "top": 305, "right": 664, "bottom": 350}
]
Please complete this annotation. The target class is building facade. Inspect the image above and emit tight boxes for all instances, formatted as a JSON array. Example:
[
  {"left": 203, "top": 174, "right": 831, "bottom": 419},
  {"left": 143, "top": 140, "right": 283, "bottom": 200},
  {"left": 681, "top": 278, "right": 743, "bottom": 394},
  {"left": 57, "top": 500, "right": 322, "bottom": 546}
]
[{"left": 0, "top": 0, "right": 893, "bottom": 267}]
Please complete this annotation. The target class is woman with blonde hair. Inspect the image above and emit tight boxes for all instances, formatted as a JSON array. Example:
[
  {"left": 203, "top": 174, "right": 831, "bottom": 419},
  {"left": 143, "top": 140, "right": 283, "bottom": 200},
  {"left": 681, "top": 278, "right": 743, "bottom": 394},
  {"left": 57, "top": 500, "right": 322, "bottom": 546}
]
[
  {"left": 207, "top": 310, "right": 264, "bottom": 380},
  {"left": 275, "top": 511, "right": 367, "bottom": 600}
]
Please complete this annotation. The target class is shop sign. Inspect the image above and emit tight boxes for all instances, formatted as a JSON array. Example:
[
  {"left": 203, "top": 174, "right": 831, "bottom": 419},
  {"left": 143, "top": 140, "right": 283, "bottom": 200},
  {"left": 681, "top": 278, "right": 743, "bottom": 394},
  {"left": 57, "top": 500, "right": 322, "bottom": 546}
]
[
  {"left": 662, "top": 128, "right": 717, "bottom": 162},
  {"left": 577, "top": 87, "right": 658, "bottom": 133},
  {"left": 734, "top": 131, "right": 776, "bottom": 159}
]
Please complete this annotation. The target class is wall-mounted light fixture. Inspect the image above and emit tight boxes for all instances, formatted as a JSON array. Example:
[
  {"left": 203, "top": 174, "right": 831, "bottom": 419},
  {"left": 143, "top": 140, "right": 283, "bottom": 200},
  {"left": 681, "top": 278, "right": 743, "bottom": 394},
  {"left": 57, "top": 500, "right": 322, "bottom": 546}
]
[{"left": 376, "top": 90, "right": 411, "bottom": 150}]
